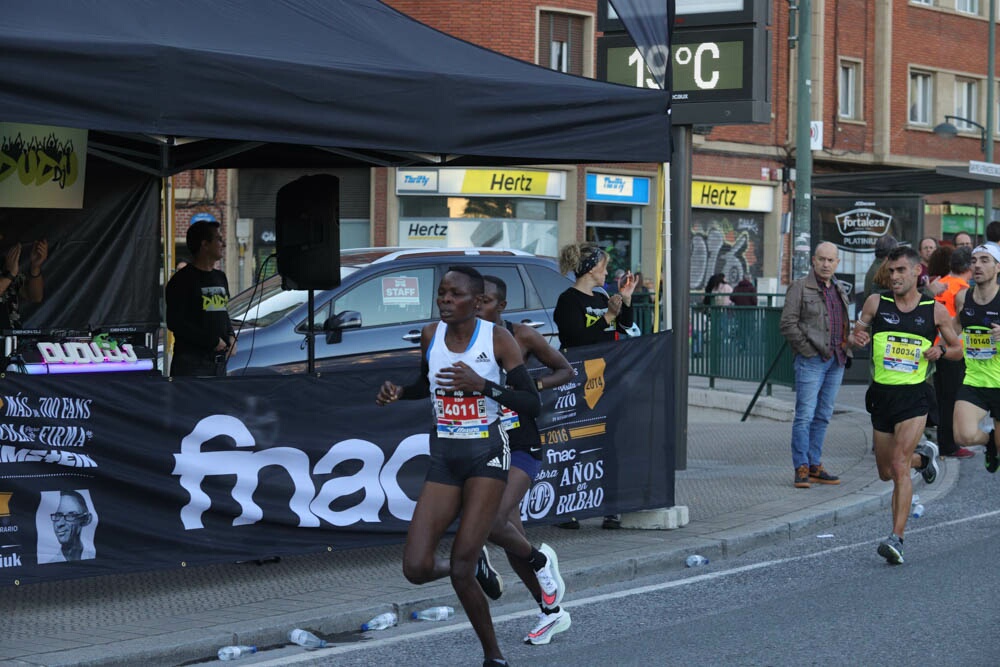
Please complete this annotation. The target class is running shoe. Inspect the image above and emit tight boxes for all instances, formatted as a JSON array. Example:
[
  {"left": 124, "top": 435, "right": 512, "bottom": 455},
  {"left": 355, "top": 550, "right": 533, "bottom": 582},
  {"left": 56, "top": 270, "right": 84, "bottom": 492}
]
[
  {"left": 523, "top": 608, "right": 572, "bottom": 645},
  {"left": 877, "top": 533, "right": 904, "bottom": 565},
  {"left": 915, "top": 440, "right": 939, "bottom": 484},
  {"left": 535, "top": 543, "right": 565, "bottom": 611},
  {"left": 986, "top": 434, "right": 999, "bottom": 474},
  {"left": 475, "top": 546, "right": 503, "bottom": 600},
  {"left": 944, "top": 446, "right": 975, "bottom": 459}
]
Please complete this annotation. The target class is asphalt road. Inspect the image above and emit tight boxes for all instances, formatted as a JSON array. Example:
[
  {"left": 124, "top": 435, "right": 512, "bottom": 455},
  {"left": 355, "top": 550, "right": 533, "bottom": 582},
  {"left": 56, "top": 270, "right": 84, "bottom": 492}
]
[{"left": 187, "top": 456, "right": 1000, "bottom": 667}]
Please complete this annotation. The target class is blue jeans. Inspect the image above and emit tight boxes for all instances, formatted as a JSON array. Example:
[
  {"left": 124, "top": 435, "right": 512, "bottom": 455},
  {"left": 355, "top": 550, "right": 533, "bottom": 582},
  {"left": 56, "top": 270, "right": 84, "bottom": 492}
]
[{"left": 791, "top": 354, "right": 845, "bottom": 468}]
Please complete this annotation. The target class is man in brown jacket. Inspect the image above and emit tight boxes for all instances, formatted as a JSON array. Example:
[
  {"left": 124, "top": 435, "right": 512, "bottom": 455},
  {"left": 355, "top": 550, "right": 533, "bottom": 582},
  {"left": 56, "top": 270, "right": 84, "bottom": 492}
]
[{"left": 780, "top": 242, "right": 854, "bottom": 488}]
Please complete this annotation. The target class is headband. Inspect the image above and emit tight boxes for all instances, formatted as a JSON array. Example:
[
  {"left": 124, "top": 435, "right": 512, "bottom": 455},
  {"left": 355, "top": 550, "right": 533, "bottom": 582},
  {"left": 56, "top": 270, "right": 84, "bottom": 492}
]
[
  {"left": 972, "top": 244, "right": 1000, "bottom": 264},
  {"left": 576, "top": 247, "right": 607, "bottom": 277}
]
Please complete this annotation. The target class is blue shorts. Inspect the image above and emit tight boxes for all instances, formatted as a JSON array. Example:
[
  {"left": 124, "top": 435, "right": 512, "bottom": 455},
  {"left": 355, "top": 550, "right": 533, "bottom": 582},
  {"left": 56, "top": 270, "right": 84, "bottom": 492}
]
[{"left": 511, "top": 449, "right": 541, "bottom": 480}]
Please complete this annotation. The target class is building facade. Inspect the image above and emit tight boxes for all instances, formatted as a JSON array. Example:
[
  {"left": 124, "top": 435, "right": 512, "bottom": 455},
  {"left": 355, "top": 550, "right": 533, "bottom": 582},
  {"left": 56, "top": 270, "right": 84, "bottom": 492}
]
[{"left": 170, "top": 0, "right": 999, "bottom": 300}]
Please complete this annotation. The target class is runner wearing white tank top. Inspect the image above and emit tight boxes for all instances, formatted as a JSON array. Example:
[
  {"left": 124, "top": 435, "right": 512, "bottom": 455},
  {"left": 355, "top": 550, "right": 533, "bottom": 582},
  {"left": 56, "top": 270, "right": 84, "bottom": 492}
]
[{"left": 375, "top": 265, "right": 541, "bottom": 667}]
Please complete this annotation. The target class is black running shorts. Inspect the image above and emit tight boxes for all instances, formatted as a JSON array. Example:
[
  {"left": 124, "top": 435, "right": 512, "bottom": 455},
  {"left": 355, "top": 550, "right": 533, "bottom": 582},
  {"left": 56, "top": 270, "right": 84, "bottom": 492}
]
[
  {"left": 865, "top": 382, "right": 934, "bottom": 433},
  {"left": 956, "top": 384, "right": 1000, "bottom": 416},
  {"left": 425, "top": 421, "right": 510, "bottom": 487}
]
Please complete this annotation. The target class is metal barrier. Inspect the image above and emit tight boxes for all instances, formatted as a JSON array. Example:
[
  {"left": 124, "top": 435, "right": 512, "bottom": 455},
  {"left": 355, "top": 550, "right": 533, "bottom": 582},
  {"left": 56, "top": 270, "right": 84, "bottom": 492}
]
[
  {"left": 689, "top": 293, "right": 794, "bottom": 392},
  {"left": 632, "top": 293, "right": 658, "bottom": 334}
]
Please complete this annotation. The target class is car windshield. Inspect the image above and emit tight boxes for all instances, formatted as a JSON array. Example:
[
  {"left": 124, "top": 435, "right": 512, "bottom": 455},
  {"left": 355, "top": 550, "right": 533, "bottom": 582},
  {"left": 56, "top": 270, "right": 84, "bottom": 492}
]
[{"left": 229, "top": 267, "right": 360, "bottom": 328}]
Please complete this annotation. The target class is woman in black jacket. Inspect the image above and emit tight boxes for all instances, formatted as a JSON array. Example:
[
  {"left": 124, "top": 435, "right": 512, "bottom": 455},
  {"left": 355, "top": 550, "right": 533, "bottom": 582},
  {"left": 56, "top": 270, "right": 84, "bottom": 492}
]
[
  {"left": 552, "top": 243, "right": 637, "bottom": 530},
  {"left": 554, "top": 244, "right": 638, "bottom": 349}
]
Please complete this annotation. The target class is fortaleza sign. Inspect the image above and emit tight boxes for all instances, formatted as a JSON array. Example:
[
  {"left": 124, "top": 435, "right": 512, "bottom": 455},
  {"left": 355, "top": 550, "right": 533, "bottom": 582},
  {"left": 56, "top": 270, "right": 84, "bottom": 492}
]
[
  {"left": 0, "top": 334, "right": 673, "bottom": 585},
  {"left": 812, "top": 196, "right": 920, "bottom": 253}
]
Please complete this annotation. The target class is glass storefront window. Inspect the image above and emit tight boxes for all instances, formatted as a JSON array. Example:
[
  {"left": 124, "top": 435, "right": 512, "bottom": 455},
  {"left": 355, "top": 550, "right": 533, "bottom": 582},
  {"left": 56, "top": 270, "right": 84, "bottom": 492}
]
[
  {"left": 399, "top": 196, "right": 558, "bottom": 256},
  {"left": 586, "top": 203, "right": 642, "bottom": 275}
]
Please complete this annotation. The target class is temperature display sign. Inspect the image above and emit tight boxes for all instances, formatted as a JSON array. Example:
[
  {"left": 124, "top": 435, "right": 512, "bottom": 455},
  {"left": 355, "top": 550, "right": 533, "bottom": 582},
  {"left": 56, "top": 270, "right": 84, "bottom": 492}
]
[{"left": 598, "top": 26, "right": 770, "bottom": 126}]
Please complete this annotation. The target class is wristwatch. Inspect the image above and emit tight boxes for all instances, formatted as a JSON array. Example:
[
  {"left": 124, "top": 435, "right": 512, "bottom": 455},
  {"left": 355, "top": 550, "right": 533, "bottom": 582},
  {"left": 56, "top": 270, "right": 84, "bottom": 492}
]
[{"left": 938, "top": 343, "right": 947, "bottom": 356}]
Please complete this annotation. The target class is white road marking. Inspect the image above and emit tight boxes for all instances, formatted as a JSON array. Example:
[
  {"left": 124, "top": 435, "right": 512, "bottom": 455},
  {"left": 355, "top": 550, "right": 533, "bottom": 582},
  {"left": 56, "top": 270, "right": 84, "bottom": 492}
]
[{"left": 245, "top": 509, "right": 1000, "bottom": 666}]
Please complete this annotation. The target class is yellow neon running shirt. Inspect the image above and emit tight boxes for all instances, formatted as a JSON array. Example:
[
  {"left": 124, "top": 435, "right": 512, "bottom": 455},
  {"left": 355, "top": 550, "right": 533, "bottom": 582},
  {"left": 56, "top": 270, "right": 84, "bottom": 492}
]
[
  {"left": 870, "top": 295, "right": 936, "bottom": 386},
  {"left": 959, "top": 288, "right": 1000, "bottom": 388}
]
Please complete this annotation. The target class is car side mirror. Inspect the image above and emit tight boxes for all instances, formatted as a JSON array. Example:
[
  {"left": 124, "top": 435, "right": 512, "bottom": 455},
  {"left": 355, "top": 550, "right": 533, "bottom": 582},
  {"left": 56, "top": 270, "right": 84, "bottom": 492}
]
[{"left": 324, "top": 310, "right": 362, "bottom": 344}]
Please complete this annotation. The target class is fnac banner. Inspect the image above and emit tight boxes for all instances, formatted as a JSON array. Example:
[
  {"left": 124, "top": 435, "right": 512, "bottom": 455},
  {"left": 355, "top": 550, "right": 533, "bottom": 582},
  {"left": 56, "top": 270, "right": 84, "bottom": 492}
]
[
  {"left": 0, "top": 123, "right": 87, "bottom": 209},
  {"left": 0, "top": 333, "right": 673, "bottom": 586}
]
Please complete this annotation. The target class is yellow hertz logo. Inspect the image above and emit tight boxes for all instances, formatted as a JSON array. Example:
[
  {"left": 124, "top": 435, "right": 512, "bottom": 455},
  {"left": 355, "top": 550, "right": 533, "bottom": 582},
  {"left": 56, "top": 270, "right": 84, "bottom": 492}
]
[
  {"left": 583, "top": 358, "right": 606, "bottom": 409},
  {"left": 0, "top": 492, "right": 11, "bottom": 517},
  {"left": 461, "top": 170, "right": 550, "bottom": 196}
]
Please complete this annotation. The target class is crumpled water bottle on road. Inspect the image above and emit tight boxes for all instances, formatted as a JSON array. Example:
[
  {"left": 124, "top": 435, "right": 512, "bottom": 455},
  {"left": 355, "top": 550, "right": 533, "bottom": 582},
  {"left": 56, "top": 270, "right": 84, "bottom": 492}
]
[
  {"left": 217, "top": 645, "right": 256, "bottom": 661},
  {"left": 289, "top": 628, "right": 327, "bottom": 648},
  {"left": 411, "top": 606, "right": 455, "bottom": 621},
  {"left": 362, "top": 612, "right": 398, "bottom": 631},
  {"left": 685, "top": 554, "right": 709, "bottom": 567}
]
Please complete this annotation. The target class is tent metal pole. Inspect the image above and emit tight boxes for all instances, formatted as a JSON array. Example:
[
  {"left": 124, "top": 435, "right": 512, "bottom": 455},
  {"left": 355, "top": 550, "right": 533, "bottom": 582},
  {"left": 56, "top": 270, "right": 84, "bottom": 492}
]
[{"left": 162, "top": 140, "right": 174, "bottom": 376}]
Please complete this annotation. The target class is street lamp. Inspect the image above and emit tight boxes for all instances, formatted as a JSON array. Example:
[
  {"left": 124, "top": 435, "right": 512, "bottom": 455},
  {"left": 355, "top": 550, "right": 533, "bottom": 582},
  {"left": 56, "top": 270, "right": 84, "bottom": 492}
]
[{"left": 932, "top": 115, "right": 987, "bottom": 153}]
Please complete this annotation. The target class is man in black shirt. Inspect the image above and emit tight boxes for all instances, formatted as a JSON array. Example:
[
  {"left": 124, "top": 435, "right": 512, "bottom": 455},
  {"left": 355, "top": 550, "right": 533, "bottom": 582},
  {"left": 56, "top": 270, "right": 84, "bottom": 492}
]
[{"left": 166, "top": 215, "right": 235, "bottom": 376}]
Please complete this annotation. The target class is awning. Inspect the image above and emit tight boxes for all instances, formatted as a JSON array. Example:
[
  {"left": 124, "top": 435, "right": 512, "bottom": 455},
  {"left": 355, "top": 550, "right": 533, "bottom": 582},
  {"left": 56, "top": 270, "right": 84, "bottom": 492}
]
[{"left": 813, "top": 165, "right": 1000, "bottom": 195}]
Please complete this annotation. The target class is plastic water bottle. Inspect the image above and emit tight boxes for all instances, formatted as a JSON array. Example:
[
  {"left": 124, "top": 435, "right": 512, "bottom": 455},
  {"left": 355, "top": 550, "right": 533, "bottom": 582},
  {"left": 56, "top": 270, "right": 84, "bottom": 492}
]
[
  {"left": 361, "top": 612, "right": 397, "bottom": 631},
  {"left": 288, "top": 628, "right": 327, "bottom": 648},
  {"left": 685, "top": 554, "right": 709, "bottom": 567},
  {"left": 217, "top": 645, "right": 256, "bottom": 661},
  {"left": 411, "top": 606, "right": 455, "bottom": 621},
  {"left": 911, "top": 503, "right": 925, "bottom": 519},
  {"left": 911, "top": 494, "right": 920, "bottom": 505}
]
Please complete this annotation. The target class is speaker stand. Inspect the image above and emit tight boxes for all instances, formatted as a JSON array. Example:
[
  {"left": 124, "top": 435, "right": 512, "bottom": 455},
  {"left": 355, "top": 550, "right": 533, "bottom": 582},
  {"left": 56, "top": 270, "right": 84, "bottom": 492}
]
[{"left": 306, "top": 290, "right": 316, "bottom": 374}]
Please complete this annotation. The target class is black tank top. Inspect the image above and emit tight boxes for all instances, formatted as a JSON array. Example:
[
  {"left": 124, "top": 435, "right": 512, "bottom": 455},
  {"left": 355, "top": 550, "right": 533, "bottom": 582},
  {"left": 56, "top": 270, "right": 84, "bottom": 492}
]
[{"left": 499, "top": 320, "right": 542, "bottom": 458}]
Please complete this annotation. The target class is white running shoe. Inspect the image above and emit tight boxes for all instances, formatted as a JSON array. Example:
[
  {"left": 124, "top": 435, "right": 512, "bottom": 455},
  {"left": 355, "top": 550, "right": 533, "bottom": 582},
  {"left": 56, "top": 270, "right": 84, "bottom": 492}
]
[
  {"left": 523, "top": 609, "right": 571, "bottom": 645},
  {"left": 535, "top": 543, "right": 565, "bottom": 611}
]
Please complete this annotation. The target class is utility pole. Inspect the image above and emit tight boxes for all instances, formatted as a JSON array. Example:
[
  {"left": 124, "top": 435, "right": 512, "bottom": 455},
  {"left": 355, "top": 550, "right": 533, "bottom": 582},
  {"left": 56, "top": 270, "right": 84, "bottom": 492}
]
[{"left": 791, "top": 0, "right": 812, "bottom": 277}]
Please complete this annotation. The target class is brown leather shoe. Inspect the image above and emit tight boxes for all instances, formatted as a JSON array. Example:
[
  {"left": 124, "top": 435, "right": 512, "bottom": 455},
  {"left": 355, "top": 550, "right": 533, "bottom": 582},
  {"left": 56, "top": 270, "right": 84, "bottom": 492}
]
[
  {"left": 809, "top": 465, "right": 840, "bottom": 484},
  {"left": 794, "top": 465, "right": 811, "bottom": 488}
]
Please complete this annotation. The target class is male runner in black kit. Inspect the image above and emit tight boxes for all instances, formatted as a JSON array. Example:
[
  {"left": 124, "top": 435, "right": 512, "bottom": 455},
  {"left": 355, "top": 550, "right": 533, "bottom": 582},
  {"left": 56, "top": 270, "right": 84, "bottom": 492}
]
[
  {"left": 851, "top": 247, "right": 958, "bottom": 564},
  {"left": 476, "top": 275, "right": 575, "bottom": 645}
]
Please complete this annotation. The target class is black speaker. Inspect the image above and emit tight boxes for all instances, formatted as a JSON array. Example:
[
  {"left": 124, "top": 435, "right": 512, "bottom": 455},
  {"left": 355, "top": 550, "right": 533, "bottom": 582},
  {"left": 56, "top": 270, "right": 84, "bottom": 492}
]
[{"left": 275, "top": 174, "right": 341, "bottom": 290}]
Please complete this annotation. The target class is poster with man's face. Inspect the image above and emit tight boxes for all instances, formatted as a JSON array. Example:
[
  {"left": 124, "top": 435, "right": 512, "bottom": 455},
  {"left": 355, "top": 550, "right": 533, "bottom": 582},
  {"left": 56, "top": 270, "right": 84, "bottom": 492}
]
[{"left": 35, "top": 489, "right": 98, "bottom": 564}]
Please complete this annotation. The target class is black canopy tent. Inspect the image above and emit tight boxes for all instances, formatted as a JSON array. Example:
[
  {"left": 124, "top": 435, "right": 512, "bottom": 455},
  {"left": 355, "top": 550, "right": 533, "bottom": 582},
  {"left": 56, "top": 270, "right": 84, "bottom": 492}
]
[
  {"left": 0, "top": 0, "right": 671, "bottom": 330},
  {"left": 1, "top": 0, "right": 671, "bottom": 175}
]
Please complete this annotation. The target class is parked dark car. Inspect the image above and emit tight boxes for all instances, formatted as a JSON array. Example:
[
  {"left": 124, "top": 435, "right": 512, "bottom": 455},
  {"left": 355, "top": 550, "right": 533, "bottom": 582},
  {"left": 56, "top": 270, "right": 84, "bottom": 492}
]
[{"left": 226, "top": 247, "right": 571, "bottom": 375}]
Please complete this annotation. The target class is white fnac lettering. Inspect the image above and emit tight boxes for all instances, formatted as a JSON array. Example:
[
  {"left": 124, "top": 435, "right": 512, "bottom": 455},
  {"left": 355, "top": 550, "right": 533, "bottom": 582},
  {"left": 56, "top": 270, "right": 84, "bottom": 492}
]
[
  {"left": 546, "top": 448, "right": 576, "bottom": 464},
  {"left": 172, "top": 415, "right": 429, "bottom": 530}
]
